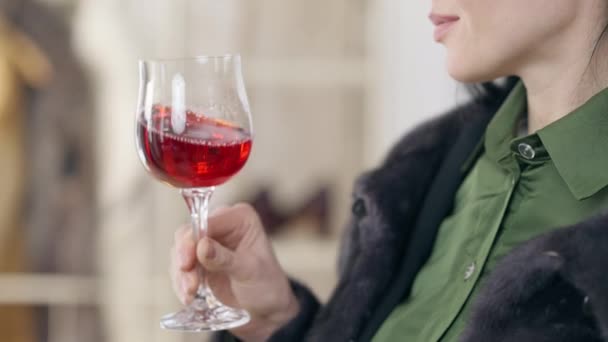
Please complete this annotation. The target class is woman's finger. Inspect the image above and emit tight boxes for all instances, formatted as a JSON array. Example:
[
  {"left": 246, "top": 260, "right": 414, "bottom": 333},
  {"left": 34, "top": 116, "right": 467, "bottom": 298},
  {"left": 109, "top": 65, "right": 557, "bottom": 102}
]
[
  {"left": 175, "top": 227, "right": 196, "bottom": 271},
  {"left": 207, "top": 203, "right": 257, "bottom": 241},
  {"left": 180, "top": 270, "right": 199, "bottom": 304},
  {"left": 197, "top": 237, "right": 237, "bottom": 272},
  {"left": 197, "top": 237, "right": 256, "bottom": 282},
  {"left": 170, "top": 249, "right": 199, "bottom": 304}
]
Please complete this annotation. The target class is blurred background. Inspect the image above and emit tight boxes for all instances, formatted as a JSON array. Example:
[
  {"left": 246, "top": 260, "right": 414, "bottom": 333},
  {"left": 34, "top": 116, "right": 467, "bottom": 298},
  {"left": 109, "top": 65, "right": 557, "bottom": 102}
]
[{"left": 0, "top": 0, "right": 463, "bottom": 341}]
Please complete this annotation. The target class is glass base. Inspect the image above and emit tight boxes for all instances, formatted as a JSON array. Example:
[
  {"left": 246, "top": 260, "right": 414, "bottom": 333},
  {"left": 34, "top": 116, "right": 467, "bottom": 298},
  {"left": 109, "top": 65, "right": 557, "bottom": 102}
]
[{"left": 160, "top": 295, "right": 250, "bottom": 332}]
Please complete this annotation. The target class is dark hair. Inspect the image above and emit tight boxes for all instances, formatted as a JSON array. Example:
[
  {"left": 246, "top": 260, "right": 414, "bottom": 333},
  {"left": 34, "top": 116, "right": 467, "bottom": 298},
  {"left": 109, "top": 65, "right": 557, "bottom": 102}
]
[{"left": 467, "top": 76, "right": 520, "bottom": 107}]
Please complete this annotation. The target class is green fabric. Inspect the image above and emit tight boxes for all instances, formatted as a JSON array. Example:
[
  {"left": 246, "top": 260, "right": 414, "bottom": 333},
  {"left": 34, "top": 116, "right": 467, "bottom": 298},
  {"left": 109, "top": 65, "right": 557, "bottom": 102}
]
[{"left": 372, "top": 82, "right": 608, "bottom": 342}]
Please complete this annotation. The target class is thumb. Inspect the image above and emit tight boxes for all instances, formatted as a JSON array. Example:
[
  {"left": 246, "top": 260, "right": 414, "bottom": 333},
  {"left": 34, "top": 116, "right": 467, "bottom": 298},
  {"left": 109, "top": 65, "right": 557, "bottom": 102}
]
[
  {"left": 197, "top": 238, "right": 256, "bottom": 282},
  {"left": 198, "top": 237, "right": 235, "bottom": 272}
]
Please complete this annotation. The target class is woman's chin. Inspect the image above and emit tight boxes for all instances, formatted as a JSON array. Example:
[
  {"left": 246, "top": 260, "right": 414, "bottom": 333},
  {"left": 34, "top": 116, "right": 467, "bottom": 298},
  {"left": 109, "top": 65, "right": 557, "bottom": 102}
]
[
  {"left": 446, "top": 56, "right": 504, "bottom": 84},
  {"left": 447, "top": 66, "right": 502, "bottom": 84}
]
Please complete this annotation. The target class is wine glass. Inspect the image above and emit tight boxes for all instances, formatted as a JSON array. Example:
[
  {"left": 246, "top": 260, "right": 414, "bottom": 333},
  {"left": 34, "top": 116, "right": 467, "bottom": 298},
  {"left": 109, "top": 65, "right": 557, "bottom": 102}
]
[{"left": 135, "top": 55, "right": 252, "bottom": 331}]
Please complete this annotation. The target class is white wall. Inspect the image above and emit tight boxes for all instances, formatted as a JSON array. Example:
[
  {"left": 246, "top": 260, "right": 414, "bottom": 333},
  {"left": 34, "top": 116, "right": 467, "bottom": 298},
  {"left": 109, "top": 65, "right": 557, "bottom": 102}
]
[{"left": 365, "top": 0, "right": 464, "bottom": 167}]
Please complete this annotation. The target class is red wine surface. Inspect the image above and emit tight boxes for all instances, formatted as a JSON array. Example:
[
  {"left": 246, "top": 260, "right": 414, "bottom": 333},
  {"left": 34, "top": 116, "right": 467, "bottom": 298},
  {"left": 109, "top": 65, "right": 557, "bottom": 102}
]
[{"left": 137, "top": 106, "right": 252, "bottom": 188}]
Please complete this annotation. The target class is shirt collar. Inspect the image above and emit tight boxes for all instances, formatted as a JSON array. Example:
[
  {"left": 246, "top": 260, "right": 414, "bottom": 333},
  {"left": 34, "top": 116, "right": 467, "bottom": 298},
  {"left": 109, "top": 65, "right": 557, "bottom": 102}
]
[
  {"left": 484, "top": 82, "right": 527, "bottom": 165},
  {"left": 536, "top": 86, "right": 608, "bottom": 200},
  {"left": 482, "top": 81, "right": 608, "bottom": 200}
]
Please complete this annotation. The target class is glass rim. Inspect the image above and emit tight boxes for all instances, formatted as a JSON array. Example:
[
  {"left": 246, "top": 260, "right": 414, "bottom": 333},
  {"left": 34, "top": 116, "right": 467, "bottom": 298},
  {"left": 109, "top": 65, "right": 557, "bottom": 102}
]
[{"left": 138, "top": 54, "right": 241, "bottom": 64}]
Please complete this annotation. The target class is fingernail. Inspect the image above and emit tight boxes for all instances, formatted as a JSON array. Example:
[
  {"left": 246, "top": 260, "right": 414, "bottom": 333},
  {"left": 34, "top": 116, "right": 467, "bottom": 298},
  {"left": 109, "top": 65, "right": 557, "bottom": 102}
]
[{"left": 181, "top": 278, "right": 190, "bottom": 294}]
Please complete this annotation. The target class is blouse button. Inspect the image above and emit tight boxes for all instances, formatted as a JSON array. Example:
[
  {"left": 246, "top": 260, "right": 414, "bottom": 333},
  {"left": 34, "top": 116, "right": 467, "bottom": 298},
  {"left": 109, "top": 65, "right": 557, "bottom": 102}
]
[
  {"left": 518, "top": 143, "right": 536, "bottom": 160},
  {"left": 464, "top": 262, "right": 476, "bottom": 281}
]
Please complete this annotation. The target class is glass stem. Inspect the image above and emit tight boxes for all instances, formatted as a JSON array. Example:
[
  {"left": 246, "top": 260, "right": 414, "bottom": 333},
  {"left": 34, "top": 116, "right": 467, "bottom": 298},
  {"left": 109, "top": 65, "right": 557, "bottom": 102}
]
[{"left": 181, "top": 187, "right": 215, "bottom": 299}]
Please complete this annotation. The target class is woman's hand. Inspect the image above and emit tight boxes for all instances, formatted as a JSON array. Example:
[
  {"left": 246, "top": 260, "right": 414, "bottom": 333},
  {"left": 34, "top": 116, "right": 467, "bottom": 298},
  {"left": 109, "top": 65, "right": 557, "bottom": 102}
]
[{"left": 170, "top": 203, "right": 300, "bottom": 342}]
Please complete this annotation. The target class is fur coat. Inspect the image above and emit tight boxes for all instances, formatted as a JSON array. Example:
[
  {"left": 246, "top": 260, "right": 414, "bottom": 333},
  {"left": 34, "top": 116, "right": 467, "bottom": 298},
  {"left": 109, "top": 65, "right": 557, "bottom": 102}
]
[{"left": 223, "top": 97, "right": 608, "bottom": 342}]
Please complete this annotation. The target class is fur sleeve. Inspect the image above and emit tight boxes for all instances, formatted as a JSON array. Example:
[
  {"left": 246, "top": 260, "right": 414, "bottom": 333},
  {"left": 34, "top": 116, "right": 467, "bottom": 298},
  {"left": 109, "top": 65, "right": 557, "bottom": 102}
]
[{"left": 462, "top": 213, "right": 608, "bottom": 342}]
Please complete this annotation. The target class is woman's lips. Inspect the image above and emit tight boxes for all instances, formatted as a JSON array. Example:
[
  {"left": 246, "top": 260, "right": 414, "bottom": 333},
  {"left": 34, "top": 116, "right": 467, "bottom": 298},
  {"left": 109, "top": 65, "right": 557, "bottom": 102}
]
[{"left": 429, "top": 14, "right": 460, "bottom": 42}]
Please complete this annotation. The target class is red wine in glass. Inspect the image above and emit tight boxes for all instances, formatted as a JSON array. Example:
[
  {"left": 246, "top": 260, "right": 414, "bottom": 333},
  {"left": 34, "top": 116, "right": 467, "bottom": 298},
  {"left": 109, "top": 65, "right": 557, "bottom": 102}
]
[{"left": 138, "top": 105, "right": 253, "bottom": 188}]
